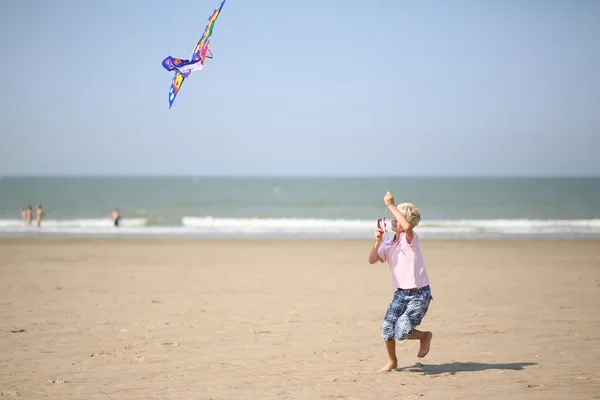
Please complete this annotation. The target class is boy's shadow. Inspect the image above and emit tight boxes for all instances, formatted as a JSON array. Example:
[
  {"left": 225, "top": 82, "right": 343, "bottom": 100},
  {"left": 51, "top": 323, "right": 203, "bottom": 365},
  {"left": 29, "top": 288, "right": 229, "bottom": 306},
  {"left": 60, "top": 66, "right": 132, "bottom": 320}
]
[{"left": 397, "top": 361, "right": 537, "bottom": 375}]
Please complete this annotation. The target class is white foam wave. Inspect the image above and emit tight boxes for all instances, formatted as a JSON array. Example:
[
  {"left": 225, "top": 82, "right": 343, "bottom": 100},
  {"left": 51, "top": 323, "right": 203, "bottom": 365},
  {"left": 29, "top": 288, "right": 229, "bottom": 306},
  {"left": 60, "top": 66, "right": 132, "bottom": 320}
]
[
  {"left": 0, "top": 217, "right": 599, "bottom": 238},
  {"left": 425, "top": 218, "right": 600, "bottom": 234},
  {"left": 181, "top": 217, "right": 600, "bottom": 235},
  {"left": 181, "top": 217, "right": 372, "bottom": 234}
]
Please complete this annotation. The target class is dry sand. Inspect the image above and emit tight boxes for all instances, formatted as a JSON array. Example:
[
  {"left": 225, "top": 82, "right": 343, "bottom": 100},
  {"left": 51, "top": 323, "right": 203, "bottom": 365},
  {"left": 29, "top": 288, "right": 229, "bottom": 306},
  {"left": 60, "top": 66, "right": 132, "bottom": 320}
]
[{"left": 1, "top": 238, "right": 600, "bottom": 399}]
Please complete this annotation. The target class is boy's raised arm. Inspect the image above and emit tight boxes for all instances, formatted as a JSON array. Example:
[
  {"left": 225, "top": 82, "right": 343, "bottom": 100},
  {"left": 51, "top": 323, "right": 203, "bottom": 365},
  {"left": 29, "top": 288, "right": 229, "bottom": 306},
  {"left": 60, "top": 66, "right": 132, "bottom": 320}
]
[{"left": 384, "top": 191, "right": 414, "bottom": 242}]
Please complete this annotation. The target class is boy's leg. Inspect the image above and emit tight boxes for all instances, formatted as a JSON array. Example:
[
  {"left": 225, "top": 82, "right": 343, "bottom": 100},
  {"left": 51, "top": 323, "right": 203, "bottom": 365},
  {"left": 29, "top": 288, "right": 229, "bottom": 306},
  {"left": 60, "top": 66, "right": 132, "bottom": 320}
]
[
  {"left": 378, "top": 340, "right": 397, "bottom": 372},
  {"left": 394, "top": 287, "right": 433, "bottom": 358},
  {"left": 379, "top": 291, "right": 407, "bottom": 372},
  {"left": 407, "top": 329, "right": 433, "bottom": 358}
]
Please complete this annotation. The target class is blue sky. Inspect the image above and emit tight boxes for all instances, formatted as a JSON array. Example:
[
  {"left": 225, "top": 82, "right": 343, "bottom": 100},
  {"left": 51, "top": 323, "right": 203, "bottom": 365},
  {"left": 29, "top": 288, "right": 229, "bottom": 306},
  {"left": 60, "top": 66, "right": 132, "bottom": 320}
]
[{"left": 0, "top": 0, "right": 599, "bottom": 176}]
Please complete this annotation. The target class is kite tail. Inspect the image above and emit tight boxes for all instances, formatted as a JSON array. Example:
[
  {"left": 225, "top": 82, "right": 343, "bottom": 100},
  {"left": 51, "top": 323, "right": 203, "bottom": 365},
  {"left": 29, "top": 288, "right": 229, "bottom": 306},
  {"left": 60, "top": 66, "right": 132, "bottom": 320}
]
[{"left": 168, "top": 70, "right": 186, "bottom": 108}]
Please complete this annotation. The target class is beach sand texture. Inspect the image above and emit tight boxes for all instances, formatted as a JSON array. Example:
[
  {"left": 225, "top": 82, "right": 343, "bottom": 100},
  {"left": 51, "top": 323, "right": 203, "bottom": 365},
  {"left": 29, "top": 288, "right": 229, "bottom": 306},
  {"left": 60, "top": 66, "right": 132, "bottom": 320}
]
[{"left": 1, "top": 238, "right": 600, "bottom": 399}]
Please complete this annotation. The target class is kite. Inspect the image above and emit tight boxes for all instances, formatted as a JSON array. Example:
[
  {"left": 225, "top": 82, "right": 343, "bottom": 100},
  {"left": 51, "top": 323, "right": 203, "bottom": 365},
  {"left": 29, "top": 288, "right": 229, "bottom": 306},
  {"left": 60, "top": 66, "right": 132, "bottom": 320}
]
[{"left": 161, "top": 0, "right": 227, "bottom": 108}]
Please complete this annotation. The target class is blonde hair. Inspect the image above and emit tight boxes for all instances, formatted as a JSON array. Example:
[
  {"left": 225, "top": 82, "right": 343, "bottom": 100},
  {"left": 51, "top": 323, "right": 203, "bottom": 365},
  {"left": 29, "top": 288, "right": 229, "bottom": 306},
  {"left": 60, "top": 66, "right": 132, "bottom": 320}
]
[{"left": 397, "top": 202, "right": 421, "bottom": 227}]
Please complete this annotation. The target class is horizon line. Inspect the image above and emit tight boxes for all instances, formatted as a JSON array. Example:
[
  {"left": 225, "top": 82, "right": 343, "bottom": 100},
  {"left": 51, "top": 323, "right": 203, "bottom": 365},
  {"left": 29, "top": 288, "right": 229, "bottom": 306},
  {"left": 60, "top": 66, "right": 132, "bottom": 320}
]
[{"left": 1, "top": 174, "right": 600, "bottom": 179}]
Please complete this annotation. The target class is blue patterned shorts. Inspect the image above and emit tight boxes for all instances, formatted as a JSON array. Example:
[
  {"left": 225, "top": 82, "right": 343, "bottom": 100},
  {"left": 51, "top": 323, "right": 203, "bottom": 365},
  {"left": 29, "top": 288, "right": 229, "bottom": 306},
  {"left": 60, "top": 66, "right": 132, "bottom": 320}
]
[{"left": 381, "top": 285, "right": 432, "bottom": 341}]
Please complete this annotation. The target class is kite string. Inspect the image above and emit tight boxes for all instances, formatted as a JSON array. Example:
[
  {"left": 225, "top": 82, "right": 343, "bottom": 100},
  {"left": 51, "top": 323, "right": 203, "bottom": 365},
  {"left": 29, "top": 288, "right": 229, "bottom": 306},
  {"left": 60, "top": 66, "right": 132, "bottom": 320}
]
[
  {"left": 383, "top": 190, "right": 388, "bottom": 234},
  {"left": 384, "top": 205, "right": 387, "bottom": 235}
]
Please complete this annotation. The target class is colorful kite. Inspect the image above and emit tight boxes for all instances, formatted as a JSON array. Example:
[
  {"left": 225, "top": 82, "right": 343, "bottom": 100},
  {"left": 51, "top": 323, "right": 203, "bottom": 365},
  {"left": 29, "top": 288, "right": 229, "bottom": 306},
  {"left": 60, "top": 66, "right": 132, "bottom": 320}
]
[{"left": 161, "top": 0, "right": 227, "bottom": 108}]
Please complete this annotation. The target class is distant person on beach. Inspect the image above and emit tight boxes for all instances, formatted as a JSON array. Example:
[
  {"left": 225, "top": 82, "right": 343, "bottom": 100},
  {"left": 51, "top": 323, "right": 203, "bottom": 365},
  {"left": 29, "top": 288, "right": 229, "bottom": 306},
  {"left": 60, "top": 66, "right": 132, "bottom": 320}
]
[
  {"left": 368, "top": 191, "right": 433, "bottom": 372},
  {"left": 26, "top": 205, "right": 33, "bottom": 225},
  {"left": 20, "top": 206, "right": 27, "bottom": 224},
  {"left": 111, "top": 208, "right": 121, "bottom": 227},
  {"left": 36, "top": 205, "right": 45, "bottom": 227}
]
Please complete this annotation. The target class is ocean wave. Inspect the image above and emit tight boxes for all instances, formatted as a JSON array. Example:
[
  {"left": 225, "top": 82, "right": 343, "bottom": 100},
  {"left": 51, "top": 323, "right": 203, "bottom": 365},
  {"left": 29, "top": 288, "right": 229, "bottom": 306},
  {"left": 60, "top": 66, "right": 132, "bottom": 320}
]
[
  {"left": 425, "top": 218, "right": 600, "bottom": 233},
  {"left": 181, "top": 216, "right": 371, "bottom": 233},
  {"left": 0, "top": 217, "right": 599, "bottom": 238},
  {"left": 181, "top": 217, "right": 600, "bottom": 235}
]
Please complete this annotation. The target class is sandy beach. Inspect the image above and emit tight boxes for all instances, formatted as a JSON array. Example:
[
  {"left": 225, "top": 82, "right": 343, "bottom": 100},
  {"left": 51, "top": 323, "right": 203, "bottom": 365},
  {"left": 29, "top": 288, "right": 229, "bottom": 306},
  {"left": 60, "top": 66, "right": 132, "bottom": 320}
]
[{"left": 1, "top": 238, "right": 599, "bottom": 399}]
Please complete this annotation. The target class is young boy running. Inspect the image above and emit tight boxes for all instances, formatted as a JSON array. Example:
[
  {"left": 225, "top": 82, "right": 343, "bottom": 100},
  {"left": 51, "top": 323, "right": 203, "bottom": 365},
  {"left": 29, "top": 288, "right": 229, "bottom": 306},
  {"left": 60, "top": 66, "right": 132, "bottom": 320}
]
[{"left": 368, "top": 191, "right": 433, "bottom": 372}]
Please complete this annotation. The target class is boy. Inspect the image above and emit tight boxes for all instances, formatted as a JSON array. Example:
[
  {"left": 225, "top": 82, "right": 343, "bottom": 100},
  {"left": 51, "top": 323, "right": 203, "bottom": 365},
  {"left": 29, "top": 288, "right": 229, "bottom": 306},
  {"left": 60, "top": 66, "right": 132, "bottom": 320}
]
[{"left": 368, "top": 191, "right": 433, "bottom": 372}]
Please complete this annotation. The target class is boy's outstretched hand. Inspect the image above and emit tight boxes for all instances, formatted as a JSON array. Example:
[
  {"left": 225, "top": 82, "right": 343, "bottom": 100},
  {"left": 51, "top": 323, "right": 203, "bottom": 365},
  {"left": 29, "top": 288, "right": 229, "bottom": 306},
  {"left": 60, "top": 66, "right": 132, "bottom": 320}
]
[{"left": 384, "top": 191, "right": 395, "bottom": 206}]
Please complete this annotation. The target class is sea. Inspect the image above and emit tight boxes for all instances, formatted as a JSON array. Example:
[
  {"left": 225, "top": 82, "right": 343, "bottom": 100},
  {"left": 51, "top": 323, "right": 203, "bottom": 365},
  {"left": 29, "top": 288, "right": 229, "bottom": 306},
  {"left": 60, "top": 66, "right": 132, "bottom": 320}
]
[{"left": 1, "top": 176, "right": 599, "bottom": 239}]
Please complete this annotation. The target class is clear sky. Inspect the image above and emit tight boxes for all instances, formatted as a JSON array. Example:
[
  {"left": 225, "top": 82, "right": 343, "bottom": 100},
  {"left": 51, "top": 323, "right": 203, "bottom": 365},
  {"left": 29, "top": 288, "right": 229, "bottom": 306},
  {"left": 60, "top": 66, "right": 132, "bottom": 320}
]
[{"left": 0, "top": 0, "right": 599, "bottom": 176}]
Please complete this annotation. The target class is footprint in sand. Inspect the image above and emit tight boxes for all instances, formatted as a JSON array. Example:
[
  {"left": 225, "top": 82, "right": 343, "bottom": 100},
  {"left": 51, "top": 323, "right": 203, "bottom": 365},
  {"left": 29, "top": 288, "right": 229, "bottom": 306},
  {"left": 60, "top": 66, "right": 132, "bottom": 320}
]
[
  {"left": 285, "top": 311, "right": 300, "bottom": 324},
  {"left": 89, "top": 349, "right": 118, "bottom": 357},
  {"left": 250, "top": 328, "right": 272, "bottom": 334}
]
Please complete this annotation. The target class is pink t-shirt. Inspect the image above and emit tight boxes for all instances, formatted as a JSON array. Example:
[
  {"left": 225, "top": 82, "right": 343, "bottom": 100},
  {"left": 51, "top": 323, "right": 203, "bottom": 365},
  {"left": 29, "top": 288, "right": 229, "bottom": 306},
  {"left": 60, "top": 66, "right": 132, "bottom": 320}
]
[{"left": 377, "top": 231, "right": 430, "bottom": 289}]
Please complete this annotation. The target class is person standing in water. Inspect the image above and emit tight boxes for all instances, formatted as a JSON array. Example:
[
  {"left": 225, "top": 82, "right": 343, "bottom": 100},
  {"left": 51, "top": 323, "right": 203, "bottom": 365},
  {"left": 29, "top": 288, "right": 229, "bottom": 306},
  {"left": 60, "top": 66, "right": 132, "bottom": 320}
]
[
  {"left": 26, "top": 205, "right": 33, "bottom": 225},
  {"left": 111, "top": 208, "right": 121, "bottom": 227},
  {"left": 36, "top": 205, "right": 46, "bottom": 227},
  {"left": 20, "top": 206, "right": 27, "bottom": 224}
]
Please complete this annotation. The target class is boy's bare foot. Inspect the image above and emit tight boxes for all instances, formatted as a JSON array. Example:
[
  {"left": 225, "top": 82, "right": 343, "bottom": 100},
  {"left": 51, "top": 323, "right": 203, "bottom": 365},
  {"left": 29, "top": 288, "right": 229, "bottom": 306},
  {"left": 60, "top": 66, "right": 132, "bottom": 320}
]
[
  {"left": 378, "top": 360, "right": 398, "bottom": 372},
  {"left": 417, "top": 331, "right": 432, "bottom": 358}
]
